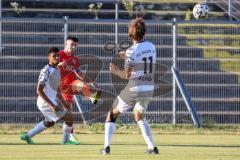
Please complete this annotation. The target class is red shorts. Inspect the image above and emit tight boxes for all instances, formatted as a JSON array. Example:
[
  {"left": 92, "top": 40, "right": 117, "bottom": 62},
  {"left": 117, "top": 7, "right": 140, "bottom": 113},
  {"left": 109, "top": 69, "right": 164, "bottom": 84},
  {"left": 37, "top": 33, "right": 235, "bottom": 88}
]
[{"left": 60, "top": 83, "right": 74, "bottom": 102}]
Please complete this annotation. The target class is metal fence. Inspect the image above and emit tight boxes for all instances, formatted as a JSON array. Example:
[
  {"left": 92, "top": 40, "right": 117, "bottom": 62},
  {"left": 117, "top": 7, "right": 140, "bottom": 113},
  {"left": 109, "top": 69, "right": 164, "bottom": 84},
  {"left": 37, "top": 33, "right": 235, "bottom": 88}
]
[
  {"left": 0, "top": 17, "right": 239, "bottom": 124},
  {"left": 176, "top": 21, "right": 240, "bottom": 124},
  {"left": 211, "top": 0, "right": 240, "bottom": 21}
]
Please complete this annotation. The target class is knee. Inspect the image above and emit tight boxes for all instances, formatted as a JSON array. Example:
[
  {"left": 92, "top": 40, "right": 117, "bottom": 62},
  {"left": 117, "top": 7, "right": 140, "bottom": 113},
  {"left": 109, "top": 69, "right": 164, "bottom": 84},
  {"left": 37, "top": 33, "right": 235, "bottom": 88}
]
[
  {"left": 72, "top": 80, "right": 84, "bottom": 92},
  {"left": 64, "top": 113, "right": 73, "bottom": 127},
  {"left": 43, "top": 121, "right": 55, "bottom": 128},
  {"left": 106, "top": 108, "right": 120, "bottom": 123},
  {"left": 134, "top": 109, "right": 144, "bottom": 122}
]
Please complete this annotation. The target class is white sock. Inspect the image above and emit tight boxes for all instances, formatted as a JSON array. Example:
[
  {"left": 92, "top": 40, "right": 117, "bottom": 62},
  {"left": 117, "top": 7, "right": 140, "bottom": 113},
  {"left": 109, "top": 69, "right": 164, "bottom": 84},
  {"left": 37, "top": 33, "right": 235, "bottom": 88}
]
[
  {"left": 62, "top": 123, "right": 72, "bottom": 144},
  {"left": 27, "top": 121, "right": 47, "bottom": 138},
  {"left": 137, "top": 120, "right": 155, "bottom": 149},
  {"left": 104, "top": 122, "right": 116, "bottom": 148}
]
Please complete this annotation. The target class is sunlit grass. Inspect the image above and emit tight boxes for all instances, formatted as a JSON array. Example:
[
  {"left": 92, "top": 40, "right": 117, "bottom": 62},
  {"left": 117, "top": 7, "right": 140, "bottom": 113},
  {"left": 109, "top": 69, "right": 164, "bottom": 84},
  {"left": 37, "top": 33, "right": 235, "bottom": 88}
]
[{"left": 0, "top": 133, "right": 240, "bottom": 160}]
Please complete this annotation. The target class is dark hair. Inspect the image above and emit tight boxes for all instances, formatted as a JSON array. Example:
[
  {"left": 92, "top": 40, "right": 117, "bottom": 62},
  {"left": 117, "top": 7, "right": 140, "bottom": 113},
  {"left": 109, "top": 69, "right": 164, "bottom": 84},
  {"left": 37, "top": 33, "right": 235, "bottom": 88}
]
[
  {"left": 128, "top": 18, "right": 146, "bottom": 41},
  {"left": 66, "top": 36, "right": 79, "bottom": 43},
  {"left": 48, "top": 47, "right": 59, "bottom": 55}
]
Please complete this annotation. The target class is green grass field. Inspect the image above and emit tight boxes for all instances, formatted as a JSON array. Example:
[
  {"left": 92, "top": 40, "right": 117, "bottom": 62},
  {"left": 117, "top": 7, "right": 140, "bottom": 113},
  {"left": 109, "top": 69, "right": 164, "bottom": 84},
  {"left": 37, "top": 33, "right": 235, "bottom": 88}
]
[{"left": 0, "top": 125, "right": 240, "bottom": 160}]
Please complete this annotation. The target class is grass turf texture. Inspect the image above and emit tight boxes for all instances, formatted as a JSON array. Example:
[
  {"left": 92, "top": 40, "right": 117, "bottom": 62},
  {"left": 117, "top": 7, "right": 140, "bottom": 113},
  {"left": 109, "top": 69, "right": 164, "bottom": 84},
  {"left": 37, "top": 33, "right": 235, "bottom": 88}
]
[
  {"left": 0, "top": 124, "right": 240, "bottom": 160},
  {"left": 1, "top": 134, "right": 240, "bottom": 160}
]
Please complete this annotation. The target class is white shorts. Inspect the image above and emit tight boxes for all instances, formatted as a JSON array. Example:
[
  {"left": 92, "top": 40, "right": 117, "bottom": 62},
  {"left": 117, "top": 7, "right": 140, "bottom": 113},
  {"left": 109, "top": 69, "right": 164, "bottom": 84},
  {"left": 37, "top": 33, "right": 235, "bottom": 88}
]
[
  {"left": 37, "top": 103, "right": 67, "bottom": 122},
  {"left": 113, "top": 83, "right": 153, "bottom": 113},
  {"left": 114, "top": 96, "right": 150, "bottom": 114}
]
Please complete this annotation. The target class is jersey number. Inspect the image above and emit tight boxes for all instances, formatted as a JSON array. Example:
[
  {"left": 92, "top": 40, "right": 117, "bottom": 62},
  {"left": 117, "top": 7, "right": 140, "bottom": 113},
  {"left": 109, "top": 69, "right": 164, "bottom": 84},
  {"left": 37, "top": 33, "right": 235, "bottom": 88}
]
[{"left": 142, "top": 56, "right": 153, "bottom": 73}]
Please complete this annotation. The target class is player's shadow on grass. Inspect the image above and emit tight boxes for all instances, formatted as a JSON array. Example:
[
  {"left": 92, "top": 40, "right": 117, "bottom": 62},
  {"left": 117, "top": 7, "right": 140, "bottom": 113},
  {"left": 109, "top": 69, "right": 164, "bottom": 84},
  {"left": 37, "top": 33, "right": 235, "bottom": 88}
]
[
  {"left": 0, "top": 143, "right": 64, "bottom": 145},
  {"left": 160, "top": 144, "right": 240, "bottom": 148},
  {"left": 1, "top": 143, "right": 240, "bottom": 148}
]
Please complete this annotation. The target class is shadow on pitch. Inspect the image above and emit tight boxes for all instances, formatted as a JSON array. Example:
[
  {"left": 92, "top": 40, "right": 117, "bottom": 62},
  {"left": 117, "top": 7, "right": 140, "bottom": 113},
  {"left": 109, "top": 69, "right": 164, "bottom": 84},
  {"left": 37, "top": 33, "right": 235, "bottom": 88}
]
[
  {"left": 0, "top": 143, "right": 65, "bottom": 145},
  {"left": 1, "top": 143, "right": 240, "bottom": 148},
  {"left": 160, "top": 144, "right": 240, "bottom": 148}
]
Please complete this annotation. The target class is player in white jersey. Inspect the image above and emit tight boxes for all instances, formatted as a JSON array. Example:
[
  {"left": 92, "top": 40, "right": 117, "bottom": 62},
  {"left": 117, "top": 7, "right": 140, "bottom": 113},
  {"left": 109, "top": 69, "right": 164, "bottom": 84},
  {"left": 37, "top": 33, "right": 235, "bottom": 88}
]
[
  {"left": 20, "top": 47, "right": 76, "bottom": 144},
  {"left": 100, "top": 18, "right": 159, "bottom": 155}
]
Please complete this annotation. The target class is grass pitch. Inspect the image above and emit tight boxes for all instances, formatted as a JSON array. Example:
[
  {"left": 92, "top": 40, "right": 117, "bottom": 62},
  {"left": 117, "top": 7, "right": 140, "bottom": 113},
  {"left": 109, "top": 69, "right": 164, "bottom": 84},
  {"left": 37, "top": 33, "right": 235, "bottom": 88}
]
[{"left": 0, "top": 133, "right": 239, "bottom": 160}]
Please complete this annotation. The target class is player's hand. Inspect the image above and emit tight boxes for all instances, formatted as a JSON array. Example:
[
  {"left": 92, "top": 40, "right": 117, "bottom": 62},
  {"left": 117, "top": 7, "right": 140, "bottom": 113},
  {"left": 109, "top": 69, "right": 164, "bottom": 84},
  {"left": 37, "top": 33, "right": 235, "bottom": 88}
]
[
  {"left": 119, "top": 51, "right": 126, "bottom": 59},
  {"left": 109, "top": 63, "right": 120, "bottom": 75},
  {"left": 57, "top": 61, "right": 66, "bottom": 67}
]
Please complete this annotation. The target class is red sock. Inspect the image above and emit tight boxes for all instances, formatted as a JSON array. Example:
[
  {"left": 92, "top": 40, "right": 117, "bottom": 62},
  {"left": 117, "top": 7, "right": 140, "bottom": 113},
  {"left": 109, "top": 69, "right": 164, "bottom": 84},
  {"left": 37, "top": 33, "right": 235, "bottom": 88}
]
[
  {"left": 72, "top": 80, "right": 93, "bottom": 98},
  {"left": 82, "top": 84, "right": 93, "bottom": 97}
]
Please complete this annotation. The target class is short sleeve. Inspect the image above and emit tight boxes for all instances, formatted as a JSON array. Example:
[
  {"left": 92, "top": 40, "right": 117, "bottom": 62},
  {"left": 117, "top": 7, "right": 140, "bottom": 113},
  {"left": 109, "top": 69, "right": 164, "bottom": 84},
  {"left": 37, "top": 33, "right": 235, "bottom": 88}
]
[
  {"left": 125, "top": 48, "right": 135, "bottom": 68},
  {"left": 38, "top": 67, "right": 50, "bottom": 85}
]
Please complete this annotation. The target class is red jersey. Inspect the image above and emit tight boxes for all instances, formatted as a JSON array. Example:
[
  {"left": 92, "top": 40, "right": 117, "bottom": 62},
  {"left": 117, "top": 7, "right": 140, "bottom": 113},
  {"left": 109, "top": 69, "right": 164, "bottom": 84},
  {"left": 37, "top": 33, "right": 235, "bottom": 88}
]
[{"left": 59, "top": 50, "right": 80, "bottom": 84}]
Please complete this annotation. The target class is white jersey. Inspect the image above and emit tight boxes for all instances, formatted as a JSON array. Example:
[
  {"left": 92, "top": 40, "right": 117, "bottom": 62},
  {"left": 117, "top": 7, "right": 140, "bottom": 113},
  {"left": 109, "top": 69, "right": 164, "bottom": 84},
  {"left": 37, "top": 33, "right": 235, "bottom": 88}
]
[
  {"left": 37, "top": 64, "right": 60, "bottom": 106},
  {"left": 124, "top": 41, "right": 156, "bottom": 92}
]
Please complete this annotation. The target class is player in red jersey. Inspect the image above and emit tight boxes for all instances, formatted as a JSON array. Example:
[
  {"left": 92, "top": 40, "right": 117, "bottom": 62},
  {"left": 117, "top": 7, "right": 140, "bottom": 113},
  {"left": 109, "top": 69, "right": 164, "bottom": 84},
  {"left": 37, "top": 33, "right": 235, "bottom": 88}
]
[{"left": 58, "top": 36, "right": 102, "bottom": 144}]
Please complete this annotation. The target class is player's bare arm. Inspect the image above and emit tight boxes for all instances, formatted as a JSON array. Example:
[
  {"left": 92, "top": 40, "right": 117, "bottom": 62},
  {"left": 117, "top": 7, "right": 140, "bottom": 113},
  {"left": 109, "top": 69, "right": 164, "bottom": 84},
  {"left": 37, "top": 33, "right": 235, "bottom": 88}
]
[
  {"left": 109, "top": 63, "right": 132, "bottom": 79},
  {"left": 37, "top": 83, "right": 59, "bottom": 112}
]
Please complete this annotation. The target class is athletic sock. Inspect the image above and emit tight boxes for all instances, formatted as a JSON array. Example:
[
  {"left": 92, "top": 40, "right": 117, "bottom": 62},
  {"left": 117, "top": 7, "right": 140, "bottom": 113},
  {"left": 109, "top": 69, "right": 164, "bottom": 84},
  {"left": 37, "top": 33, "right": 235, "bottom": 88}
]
[
  {"left": 137, "top": 120, "right": 155, "bottom": 149},
  {"left": 27, "top": 121, "right": 47, "bottom": 138},
  {"left": 82, "top": 84, "right": 92, "bottom": 97},
  {"left": 104, "top": 122, "right": 116, "bottom": 148},
  {"left": 62, "top": 123, "right": 72, "bottom": 143}
]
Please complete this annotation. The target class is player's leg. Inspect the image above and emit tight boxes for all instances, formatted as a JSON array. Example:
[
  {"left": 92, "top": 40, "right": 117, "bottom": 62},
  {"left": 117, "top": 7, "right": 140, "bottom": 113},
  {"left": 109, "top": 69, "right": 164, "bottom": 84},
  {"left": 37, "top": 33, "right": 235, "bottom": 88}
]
[
  {"left": 71, "top": 79, "right": 102, "bottom": 104},
  {"left": 101, "top": 96, "right": 131, "bottom": 155},
  {"left": 20, "top": 102, "right": 61, "bottom": 144},
  {"left": 60, "top": 110, "right": 79, "bottom": 145},
  {"left": 86, "top": 81, "right": 102, "bottom": 104},
  {"left": 100, "top": 107, "right": 120, "bottom": 155},
  {"left": 60, "top": 98, "right": 80, "bottom": 145},
  {"left": 21, "top": 102, "right": 69, "bottom": 144},
  {"left": 59, "top": 83, "right": 80, "bottom": 144},
  {"left": 20, "top": 120, "right": 55, "bottom": 144},
  {"left": 68, "top": 108, "right": 80, "bottom": 144},
  {"left": 134, "top": 100, "right": 159, "bottom": 154}
]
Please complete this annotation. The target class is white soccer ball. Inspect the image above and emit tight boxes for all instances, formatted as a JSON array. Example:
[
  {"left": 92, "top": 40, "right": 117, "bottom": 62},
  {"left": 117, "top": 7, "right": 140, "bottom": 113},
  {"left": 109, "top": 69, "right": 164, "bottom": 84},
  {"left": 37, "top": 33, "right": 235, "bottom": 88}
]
[{"left": 193, "top": 3, "right": 209, "bottom": 19}]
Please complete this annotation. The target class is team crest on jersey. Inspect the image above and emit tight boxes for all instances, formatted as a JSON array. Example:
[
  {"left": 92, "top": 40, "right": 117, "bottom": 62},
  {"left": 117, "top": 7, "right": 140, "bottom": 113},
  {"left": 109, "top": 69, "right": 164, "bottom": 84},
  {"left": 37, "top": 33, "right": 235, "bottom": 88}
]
[
  {"left": 62, "top": 58, "right": 79, "bottom": 71},
  {"left": 64, "top": 64, "right": 75, "bottom": 71}
]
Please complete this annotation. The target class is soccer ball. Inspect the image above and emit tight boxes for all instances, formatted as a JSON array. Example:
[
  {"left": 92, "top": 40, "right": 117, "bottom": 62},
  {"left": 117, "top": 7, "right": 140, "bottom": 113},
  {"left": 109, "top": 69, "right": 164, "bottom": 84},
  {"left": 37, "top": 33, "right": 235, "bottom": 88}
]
[{"left": 192, "top": 3, "right": 209, "bottom": 19}]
